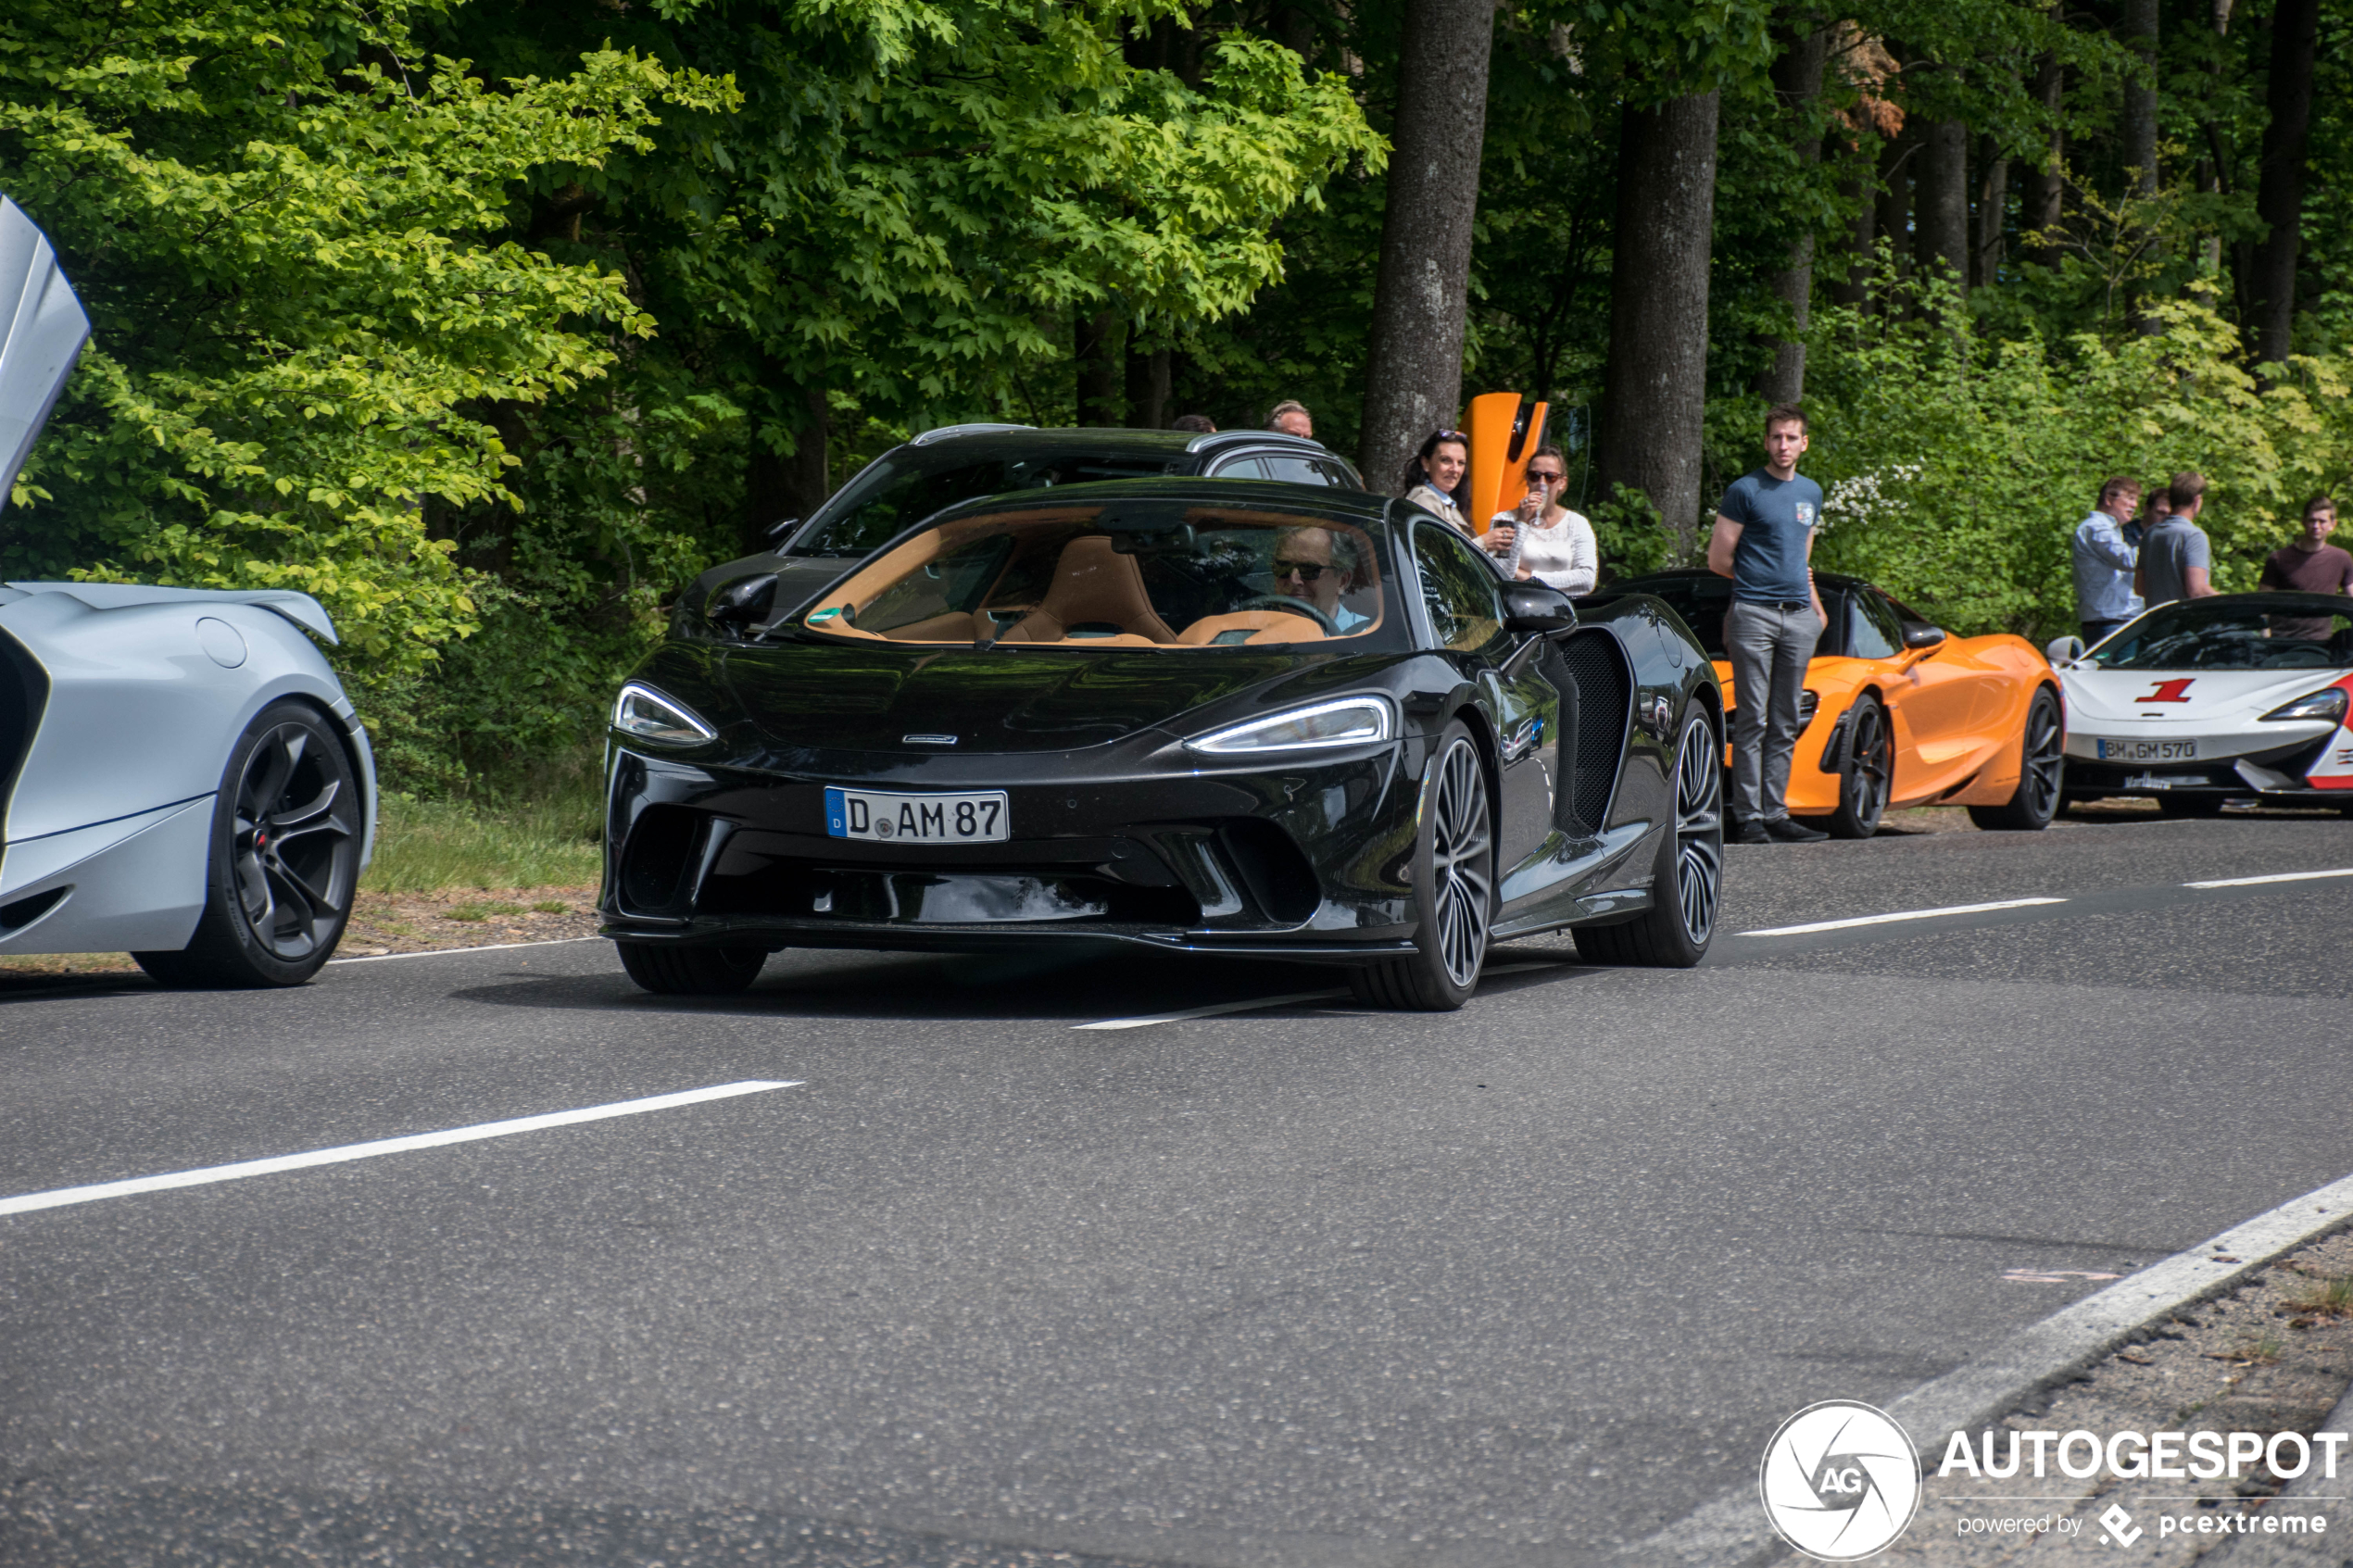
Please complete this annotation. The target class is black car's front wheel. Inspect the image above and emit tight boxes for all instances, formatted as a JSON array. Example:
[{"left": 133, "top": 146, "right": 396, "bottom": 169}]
[
  {"left": 134, "top": 701, "right": 363, "bottom": 988},
  {"left": 617, "top": 941, "right": 769, "bottom": 996},
  {"left": 1351, "top": 723, "right": 1493, "bottom": 1011},
  {"left": 1574, "top": 702, "right": 1722, "bottom": 968}
]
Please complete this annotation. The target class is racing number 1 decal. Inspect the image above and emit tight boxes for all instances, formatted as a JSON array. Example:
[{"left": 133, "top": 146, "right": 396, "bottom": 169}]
[{"left": 2138, "top": 678, "right": 2196, "bottom": 702}]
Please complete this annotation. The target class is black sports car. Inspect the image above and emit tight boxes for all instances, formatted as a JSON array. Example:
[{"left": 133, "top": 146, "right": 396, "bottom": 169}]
[
  {"left": 602, "top": 480, "right": 1724, "bottom": 1010},
  {"left": 694, "top": 423, "right": 1365, "bottom": 630}
]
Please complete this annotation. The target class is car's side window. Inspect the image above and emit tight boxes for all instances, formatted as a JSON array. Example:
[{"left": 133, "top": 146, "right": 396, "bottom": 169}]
[
  {"left": 1851, "top": 590, "right": 1905, "bottom": 659},
  {"left": 1209, "top": 455, "right": 1269, "bottom": 480},
  {"left": 1415, "top": 524, "right": 1506, "bottom": 655},
  {"left": 1261, "top": 454, "right": 1334, "bottom": 486},
  {"left": 1314, "top": 460, "right": 1356, "bottom": 488}
]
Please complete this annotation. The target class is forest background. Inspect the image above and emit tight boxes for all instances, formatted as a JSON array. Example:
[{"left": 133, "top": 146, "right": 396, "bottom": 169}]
[{"left": 3, "top": 0, "right": 2351, "bottom": 802}]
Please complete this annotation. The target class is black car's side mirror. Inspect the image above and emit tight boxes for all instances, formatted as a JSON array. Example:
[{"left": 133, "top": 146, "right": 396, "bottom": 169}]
[
  {"left": 1502, "top": 582, "right": 1577, "bottom": 634},
  {"left": 762, "top": 516, "right": 802, "bottom": 546},
  {"left": 1902, "top": 621, "right": 1946, "bottom": 649},
  {"left": 709, "top": 572, "right": 779, "bottom": 632}
]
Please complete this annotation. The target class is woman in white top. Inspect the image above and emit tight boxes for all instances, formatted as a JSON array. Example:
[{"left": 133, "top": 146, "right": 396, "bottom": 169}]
[
  {"left": 1482, "top": 445, "right": 1597, "bottom": 595},
  {"left": 1400, "top": 429, "right": 1472, "bottom": 532}
]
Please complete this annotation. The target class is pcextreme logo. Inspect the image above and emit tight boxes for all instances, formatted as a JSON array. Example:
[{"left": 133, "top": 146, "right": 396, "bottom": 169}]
[{"left": 1759, "top": 1401, "right": 1923, "bottom": 1561}]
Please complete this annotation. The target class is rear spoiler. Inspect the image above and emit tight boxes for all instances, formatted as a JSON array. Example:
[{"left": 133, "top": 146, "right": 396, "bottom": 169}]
[{"left": 3, "top": 582, "right": 340, "bottom": 644}]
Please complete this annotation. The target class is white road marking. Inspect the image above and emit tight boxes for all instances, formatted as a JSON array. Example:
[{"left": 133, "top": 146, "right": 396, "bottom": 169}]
[
  {"left": 329, "top": 936, "right": 599, "bottom": 964},
  {"left": 0, "top": 1080, "right": 800, "bottom": 1218},
  {"left": 2183, "top": 866, "right": 2353, "bottom": 889},
  {"left": 1737, "top": 897, "right": 2067, "bottom": 937}
]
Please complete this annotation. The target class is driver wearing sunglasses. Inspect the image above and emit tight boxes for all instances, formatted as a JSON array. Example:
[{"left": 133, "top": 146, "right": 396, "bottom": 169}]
[{"left": 1271, "top": 526, "right": 1371, "bottom": 632}]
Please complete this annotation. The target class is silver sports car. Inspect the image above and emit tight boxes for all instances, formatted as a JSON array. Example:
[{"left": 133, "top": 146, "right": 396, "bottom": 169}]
[{"left": 0, "top": 196, "right": 376, "bottom": 985}]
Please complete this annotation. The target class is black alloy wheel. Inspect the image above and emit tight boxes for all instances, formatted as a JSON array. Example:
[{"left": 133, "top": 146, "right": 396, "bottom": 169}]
[
  {"left": 1969, "top": 686, "right": 2065, "bottom": 830},
  {"left": 617, "top": 941, "right": 768, "bottom": 995},
  {"left": 1825, "top": 695, "right": 1892, "bottom": 839},
  {"left": 1351, "top": 722, "right": 1493, "bottom": 1010},
  {"left": 1574, "top": 703, "right": 1722, "bottom": 968},
  {"left": 134, "top": 701, "right": 362, "bottom": 988}
]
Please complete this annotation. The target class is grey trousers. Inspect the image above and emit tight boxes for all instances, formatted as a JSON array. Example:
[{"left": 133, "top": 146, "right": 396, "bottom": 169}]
[{"left": 1726, "top": 599, "right": 1822, "bottom": 823}]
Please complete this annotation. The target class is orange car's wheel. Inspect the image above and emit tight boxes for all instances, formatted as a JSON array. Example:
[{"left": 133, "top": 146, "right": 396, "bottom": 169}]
[
  {"left": 1824, "top": 696, "right": 1892, "bottom": 839},
  {"left": 1969, "top": 686, "right": 2064, "bottom": 831}
]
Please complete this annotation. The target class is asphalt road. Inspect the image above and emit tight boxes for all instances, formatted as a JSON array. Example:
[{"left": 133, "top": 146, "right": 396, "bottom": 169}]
[{"left": 4, "top": 809, "right": 2351, "bottom": 1568}]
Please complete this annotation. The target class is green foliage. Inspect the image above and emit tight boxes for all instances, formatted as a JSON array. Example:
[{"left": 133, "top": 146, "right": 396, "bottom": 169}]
[
  {"left": 1800, "top": 268, "right": 2353, "bottom": 642},
  {"left": 0, "top": 0, "right": 732, "bottom": 675},
  {"left": 1588, "top": 481, "right": 1676, "bottom": 582}
]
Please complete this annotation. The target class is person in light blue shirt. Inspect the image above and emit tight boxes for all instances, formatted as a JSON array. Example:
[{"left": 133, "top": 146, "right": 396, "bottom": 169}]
[
  {"left": 1709, "top": 404, "right": 1829, "bottom": 844},
  {"left": 2071, "top": 475, "right": 2144, "bottom": 645}
]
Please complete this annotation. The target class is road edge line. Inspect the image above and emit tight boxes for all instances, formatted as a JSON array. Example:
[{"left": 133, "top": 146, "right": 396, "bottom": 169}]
[
  {"left": 1612, "top": 1168, "right": 2353, "bottom": 1566},
  {"left": 328, "top": 936, "right": 598, "bottom": 964}
]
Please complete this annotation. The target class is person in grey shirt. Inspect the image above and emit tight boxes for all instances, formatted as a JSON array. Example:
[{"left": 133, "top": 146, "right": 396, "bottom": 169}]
[
  {"left": 2138, "top": 471, "right": 2217, "bottom": 607},
  {"left": 1709, "top": 404, "right": 1829, "bottom": 844},
  {"left": 2070, "top": 475, "right": 2144, "bottom": 643}
]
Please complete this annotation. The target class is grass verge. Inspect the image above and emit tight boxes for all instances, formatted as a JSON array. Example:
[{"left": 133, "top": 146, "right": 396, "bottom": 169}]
[{"left": 362, "top": 772, "right": 603, "bottom": 895}]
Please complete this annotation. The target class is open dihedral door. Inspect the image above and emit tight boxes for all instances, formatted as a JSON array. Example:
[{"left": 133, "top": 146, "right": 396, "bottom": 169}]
[
  {"left": 1464, "top": 392, "right": 1548, "bottom": 535},
  {"left": 0, "top": 197, "right": 91, "bottom": 507}
]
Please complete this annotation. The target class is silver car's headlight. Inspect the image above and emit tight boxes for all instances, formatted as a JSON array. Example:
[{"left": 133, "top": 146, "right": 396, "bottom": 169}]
[
  {"left": 1184, "top": 696, "right": 1394, "bottom": 755},
  {"left": 613, "top": 682, "right": 718, "bottom": 745},
  {"left": 2259, "top": 686, "right": 2349, "bottom": 723}
]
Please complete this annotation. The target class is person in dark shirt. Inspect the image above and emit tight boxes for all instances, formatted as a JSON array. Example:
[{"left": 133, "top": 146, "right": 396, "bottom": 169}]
[
  {"left": 1708, "top": 403, "right": 1829, "bottom": 844},
  {"left": 2259, "top": 495, "right": 2353, "bottom": 595},
  {"left": 2259, "top": 495, "right": 2353, "bottom": 641}
]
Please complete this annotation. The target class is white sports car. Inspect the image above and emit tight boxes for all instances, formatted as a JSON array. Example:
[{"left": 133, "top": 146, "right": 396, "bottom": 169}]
[
  {"left": 2046, "top": 593, "right": 2353, "bottom": 816},
  {"left": 0, "top": 195, "right": 376, "bottom": 985}
]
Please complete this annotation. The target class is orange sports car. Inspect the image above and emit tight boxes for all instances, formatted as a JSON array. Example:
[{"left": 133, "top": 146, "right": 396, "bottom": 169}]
[{"left": 1595, "top": 570, "right": 2065, "bottom": 836}]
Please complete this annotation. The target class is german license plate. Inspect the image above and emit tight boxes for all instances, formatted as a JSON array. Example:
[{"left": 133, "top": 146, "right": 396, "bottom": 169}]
[
  {"left": 2096, "top": 737, "right": 2197, "bottom": 762},
  {"left": 824, "top": 786, "right": 1008, "bottom": 844}
]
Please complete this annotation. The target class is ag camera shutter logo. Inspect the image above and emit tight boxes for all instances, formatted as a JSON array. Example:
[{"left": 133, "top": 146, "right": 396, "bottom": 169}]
[{"left": 1758, "top": 1400, "right": 1922, "bottom": 1561}]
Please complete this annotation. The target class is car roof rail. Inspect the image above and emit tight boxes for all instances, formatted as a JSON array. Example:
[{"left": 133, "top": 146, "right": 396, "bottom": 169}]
[
  {"left": 1183, "top": 430, "right": 1339, "bottom": 455},
  {"left": 910, "top": 422, "right": 1037, "bottom": 446}
]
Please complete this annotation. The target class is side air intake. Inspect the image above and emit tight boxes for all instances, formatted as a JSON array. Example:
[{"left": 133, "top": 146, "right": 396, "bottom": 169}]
[{"left": 1553, "top": 630, "right": 1631, "bottom": 834}]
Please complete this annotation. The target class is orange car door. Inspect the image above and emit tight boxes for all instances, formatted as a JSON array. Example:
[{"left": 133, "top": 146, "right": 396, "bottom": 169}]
[{"left": 1851, "top": 589, "right": 1973, "bottom": 798}]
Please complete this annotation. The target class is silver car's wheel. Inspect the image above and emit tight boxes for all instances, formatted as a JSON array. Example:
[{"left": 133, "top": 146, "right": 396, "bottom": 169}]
[{"left": 134, "top": 702, "right": 361, "bottom": 988}]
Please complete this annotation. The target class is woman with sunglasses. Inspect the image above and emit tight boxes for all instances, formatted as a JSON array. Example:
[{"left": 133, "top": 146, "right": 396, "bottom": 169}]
[
  {"left": 1481, "top": 445, "right": 1595, "bottom": 595},
  {"left": 1400, "top": 429, "right": 1473, "bottom": 533}
]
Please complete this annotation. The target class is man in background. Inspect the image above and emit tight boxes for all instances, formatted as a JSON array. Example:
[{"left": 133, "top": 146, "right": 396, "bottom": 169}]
[
  {"left": 1268, "top": 400, "right": 1314, "bottom": 440},
  {"left": 2138, "top": 471, "right": 2217, "bottom": 607},
  {"left": 1171, "top": 413, "right": 1216, "bottom": 433},
  {"left": 2071, "top": 476, "right": 2143, "bottom": 645},
  {"left": 1709, "top": 403, "right": 1830, "bottom": 845},
  {"left": 2259, "top": 495, "right": 2352, "bottom": 596}
]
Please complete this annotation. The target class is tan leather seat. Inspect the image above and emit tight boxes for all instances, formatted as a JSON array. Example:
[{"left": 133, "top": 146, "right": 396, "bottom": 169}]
[
  {"left": 999, "top": 536, "right": 1178, "bottom": 644},
  {"left": 1175, "top": 609, "right": 1328, "bottom": 645}
]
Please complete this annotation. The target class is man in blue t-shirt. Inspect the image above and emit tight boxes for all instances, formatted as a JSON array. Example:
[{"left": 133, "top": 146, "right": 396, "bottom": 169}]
[{"left": 1708, "top": 404, "right": 1829, "bottom": 844}]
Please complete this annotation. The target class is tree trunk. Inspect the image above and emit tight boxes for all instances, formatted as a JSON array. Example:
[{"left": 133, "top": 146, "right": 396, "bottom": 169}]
[
  {"left": 1358, "top": 0, "right": 1495, "bottom": 492},
  {"left": 1597, "top": 90, "right": 1721, "bottom": 556},
  {"left": 1125, "top": 345, "right": 1169, "bottom": 429},
  {"left": 1076, "top": 310, "right": 1125, "bottom": 425},
  {"left": 1973, "top": 140, "right": 2007, "bottom": 287},
  {"left": 2250, "top": 0, "right": 2318, "bottom": 362},
  {"left": 1757, "top": 22, "right": 1831, "bottom": 404},
  {"left": 1875, "top": 130, "right": 1913, "bottom": 294},
  {"left": 1916, "top": 117, "right": 1969, "bottom": 294},
  {"left": 2122, "top": 0, "right": 2159, "bottom": 199},
  {"left": 741, "top": 377, "right": 828, "bottom": 558},
  {"left": 1829, "top": 160, "right": 1874, "bottom": 310},
  {"left": 2022, "top": 55, "right": 2065, "bottom": 264}
]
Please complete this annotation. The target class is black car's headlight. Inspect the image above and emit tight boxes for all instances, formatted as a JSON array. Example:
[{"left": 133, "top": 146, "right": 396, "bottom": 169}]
[
  {"left": 613, "top": 682, "right": 718, "bottom": 745},
  {"left": 1184, "top": 696, "right": 1394, "bottom": 756},
  {"left": 2259, "top": 686, "right": 2349, "bottom": 723}
]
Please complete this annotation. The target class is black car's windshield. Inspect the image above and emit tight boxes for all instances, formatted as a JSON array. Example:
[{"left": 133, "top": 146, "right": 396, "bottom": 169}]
[
  {"left": 2099, "top": 598, "right": 2353, "bottom": 670},
  {"left": 800, "top": 502, "right": 1388, "bottom": 648},
  {"left": 790, "top": 447, "right": 1181, "bottom": 558}
]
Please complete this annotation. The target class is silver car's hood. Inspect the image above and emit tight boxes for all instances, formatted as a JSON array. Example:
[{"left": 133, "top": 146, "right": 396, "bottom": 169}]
[{"left": 0, "top": 197, "right": 90, "bottom": 506}]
